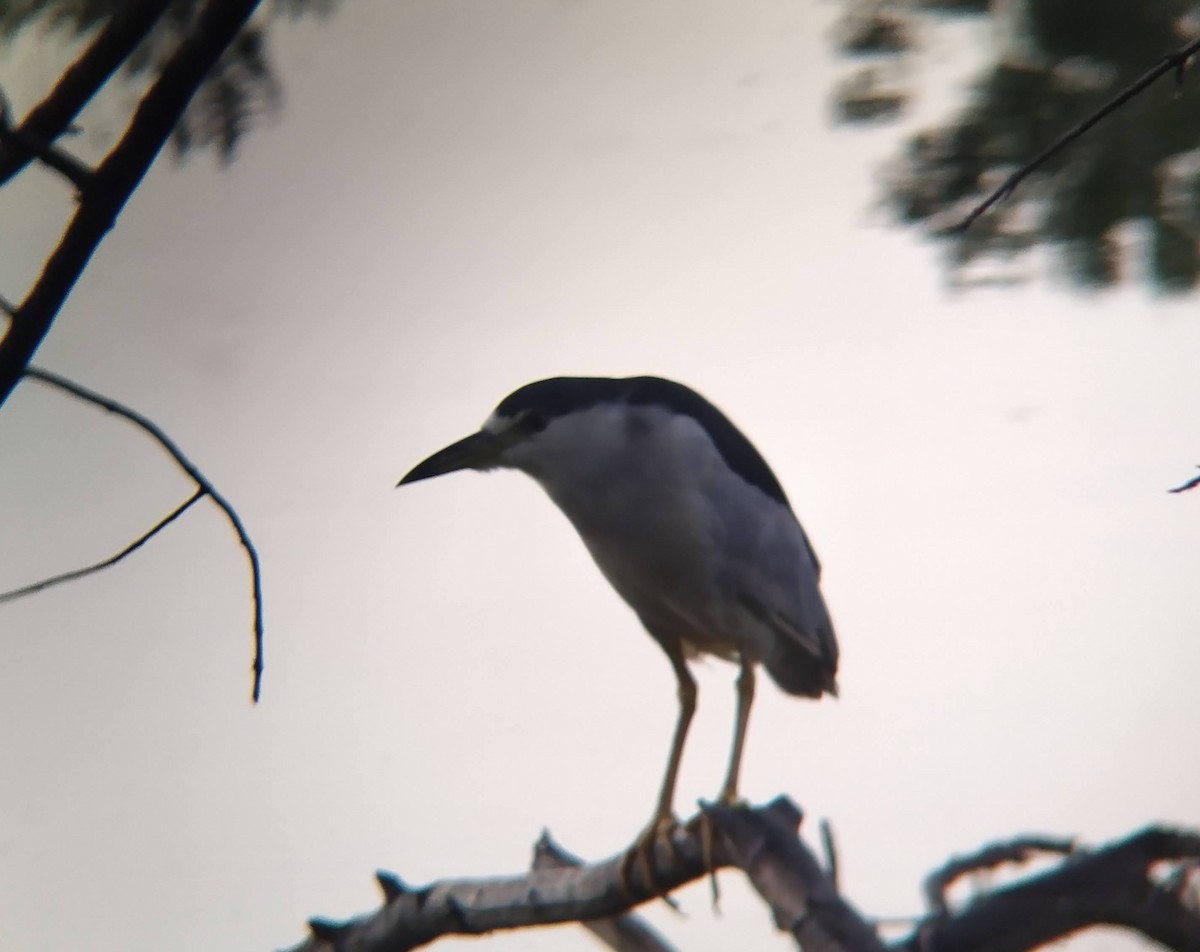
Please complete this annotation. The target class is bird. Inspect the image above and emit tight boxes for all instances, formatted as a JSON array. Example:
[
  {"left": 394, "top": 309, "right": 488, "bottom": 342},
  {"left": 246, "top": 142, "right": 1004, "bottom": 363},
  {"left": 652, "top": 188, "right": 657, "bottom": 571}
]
[{"left": 397, "top": 376, "right": 838, "bottom": 864}]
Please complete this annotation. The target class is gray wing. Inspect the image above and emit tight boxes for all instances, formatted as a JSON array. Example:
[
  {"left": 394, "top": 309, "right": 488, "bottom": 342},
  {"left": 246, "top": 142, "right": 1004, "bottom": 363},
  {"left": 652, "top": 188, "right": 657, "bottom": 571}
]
[{"left": 728, "top": 509, "right": 838, "bottom": 698}]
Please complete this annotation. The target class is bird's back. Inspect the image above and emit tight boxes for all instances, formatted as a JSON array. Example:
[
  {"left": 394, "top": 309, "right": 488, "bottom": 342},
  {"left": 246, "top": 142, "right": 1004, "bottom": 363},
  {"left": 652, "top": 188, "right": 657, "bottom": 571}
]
[{"left": 499, "top": 378, "right": 839, "bottom": 698}]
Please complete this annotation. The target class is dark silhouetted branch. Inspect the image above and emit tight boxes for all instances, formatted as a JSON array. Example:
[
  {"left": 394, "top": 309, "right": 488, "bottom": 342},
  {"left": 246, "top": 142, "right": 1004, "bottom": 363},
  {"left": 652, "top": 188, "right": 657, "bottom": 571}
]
[
  {"left": 532, "top": 831, "right": 678, "bottom": 952},
  {"left": 923, "top": 835, "right": 1075, "bottom": 916},
  {"left": 1168, "top": 466, "right": 1200, "bottom": 494},
  {"left": 0, "top": 0, "right": 173, "bottom": 187},
  {"left": 955, "top": 34, "right": 1200, "bottom": 233},
  {"left": 0, "top": 0, "right": 263, "bottom": 411},
  {"left": 16, "top": 366, "right": 264, "bottom": 701},
  {"left": 0, "top": 487, "right": 203, "bottom": 604},
  {"left": 0, "top": 87, "right": 94, "bottom": 192},
  {"left": 900, "top": 826, "right": 1200, "bottom": 952}
]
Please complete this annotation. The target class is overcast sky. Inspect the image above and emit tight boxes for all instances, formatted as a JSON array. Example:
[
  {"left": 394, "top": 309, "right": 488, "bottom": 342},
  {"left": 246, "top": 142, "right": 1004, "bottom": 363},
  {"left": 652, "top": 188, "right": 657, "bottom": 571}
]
[{"left": 1, "top": 2, "right": 1198, "bottom": 951}]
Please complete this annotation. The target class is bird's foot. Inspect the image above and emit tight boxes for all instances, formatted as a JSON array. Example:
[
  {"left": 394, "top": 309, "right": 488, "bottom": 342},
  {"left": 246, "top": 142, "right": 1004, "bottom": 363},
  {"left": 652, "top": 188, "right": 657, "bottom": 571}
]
[
  {"left": 692, "top": 789, "right": 743, "bottom": 910},
  {"left": 618, "top": 814, "right": 685, "bottom": 904}
]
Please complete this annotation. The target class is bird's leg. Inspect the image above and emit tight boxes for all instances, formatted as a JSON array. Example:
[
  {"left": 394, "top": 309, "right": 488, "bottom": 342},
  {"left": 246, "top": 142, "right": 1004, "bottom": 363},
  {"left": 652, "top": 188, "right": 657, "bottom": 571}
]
[
  {"left": 619, "top": 641, "right": 696, "bottom": 900},
  {"left": 654, "top": 647, "right": 697, "bottom": 822},
  {"left": 717, "top": 656, "right": 756, "bottom": 805},
  {"left": 690, "top": 656, "right": 757, "bottom": 908}
]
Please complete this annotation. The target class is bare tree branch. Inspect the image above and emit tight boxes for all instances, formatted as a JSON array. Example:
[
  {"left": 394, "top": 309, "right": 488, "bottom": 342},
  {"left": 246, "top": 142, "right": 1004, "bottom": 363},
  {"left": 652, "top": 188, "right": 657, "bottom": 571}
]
[
  {"left": 922, "top": 835, "right": 1075, "bottom": 916},
  {"left": 1168, "top": 466, "right": 1200, "bottom": 494},
  {"left": 0, "top": 0, "right": 174, "bottom": 187},
  {"left": 284, "top": 798, "right": 877, "bottom": 952},
  {"left": 706, "top": 799, "right": 886, "bottom": 952},
  {"left": 954, "top": 34, "right": 1200, "bottom": 233},
  {"left": 0, "top": 487, "right": 203, "bottom": 603},
  {"left": 16, "top": 366, "right": 264, "bottom": 702},
  {"left": 288, "top": 817, "right": 715, "bottom": 952},
  {"left": 0, "top": 0, "right": 263, "bottom": 411},
  {"left": 901, "top": 826, "right": 1200, "bottom": 952},
  {"left": 532, "top": 831, "right": 679, "bottom": 952},
  {"left": 282, "top": 803, "right": 1200, "bottom": 952}
]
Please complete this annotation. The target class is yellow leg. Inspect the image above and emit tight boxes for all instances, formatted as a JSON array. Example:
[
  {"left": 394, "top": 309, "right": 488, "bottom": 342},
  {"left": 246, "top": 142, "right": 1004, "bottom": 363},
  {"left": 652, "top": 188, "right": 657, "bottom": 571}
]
[
  {"left": 654, "top": 641, "right": 697, "bottom": 822},
  {"left": 683, "top": 658, "right": 756, "bottom": 909},
  {"left": 620, "top": 638, "right": 696, "bottom": 899},
  {"left": 717, "top": 657, "right": 755, "bottom": 804}
]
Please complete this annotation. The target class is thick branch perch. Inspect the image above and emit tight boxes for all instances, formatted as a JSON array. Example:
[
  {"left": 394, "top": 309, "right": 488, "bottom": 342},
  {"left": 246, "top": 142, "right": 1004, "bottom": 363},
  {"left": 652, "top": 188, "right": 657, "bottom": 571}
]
[
  {"left": 285, "top": 808, "right": 1200, "bottom": 952},
  {"left": 286, "top": 798, "right": 876, "bottom": 952},
  {"left": 531, "top": 832, "right": 678, "bottom": 952},
  {"left": 291, "top": 820, "right": 716, "bottom": 952},
  {"left": 706, "top": 799, "right": 886, "bottom": 952}
]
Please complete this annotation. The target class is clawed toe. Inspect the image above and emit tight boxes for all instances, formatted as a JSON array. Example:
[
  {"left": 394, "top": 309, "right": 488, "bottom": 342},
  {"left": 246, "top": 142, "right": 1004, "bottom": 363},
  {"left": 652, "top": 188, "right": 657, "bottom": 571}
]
[
  {"left": 687, "top": 809, "right": 722, "bottom": 909},
  {"left": 618, "top": 815, "right": 684, "bottom": 901}
]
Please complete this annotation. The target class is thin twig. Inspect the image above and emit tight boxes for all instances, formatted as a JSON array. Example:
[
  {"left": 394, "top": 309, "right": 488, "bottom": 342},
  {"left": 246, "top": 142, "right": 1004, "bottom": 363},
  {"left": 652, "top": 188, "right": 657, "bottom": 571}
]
[
  {"left": 1168, "top": 466, "right": 1200, "bottom": 494},
  {"left": 19, "top": 366, "right": 264, "bottom": 701},
  {"left": 0, "top": 488, "right": 204, "bottom": 603},
  {"left": 954, "top": 34, "right": 1200, "bottom": 233}
]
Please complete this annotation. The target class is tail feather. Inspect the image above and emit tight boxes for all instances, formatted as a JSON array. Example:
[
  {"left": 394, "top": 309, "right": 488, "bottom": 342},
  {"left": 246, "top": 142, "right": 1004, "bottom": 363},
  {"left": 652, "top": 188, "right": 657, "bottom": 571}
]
[
  {"left": 738, "top": 592, "right": 839, "bottom": 698},
  {"left": 764, "top": 633, "right": 838, "bottom": 698}
]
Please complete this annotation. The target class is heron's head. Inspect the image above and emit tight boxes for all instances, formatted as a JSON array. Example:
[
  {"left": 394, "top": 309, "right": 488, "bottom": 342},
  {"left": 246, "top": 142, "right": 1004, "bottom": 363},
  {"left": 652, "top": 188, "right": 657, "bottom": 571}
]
[
  {"left": 397, "top": 376, "right": 789, "bottom": 509},
  {"left": 395, "top": 395, "right": 546, "bottom": 488},
  {"left": 398, "top": 377, "right": 636, "bottom": 488}
]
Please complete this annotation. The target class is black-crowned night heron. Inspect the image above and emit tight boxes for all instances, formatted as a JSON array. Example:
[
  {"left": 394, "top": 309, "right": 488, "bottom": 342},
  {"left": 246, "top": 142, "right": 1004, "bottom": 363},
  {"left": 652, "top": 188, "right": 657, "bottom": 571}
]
[{"left": 398, "top": 377, "right": 838, "bottom": 858}]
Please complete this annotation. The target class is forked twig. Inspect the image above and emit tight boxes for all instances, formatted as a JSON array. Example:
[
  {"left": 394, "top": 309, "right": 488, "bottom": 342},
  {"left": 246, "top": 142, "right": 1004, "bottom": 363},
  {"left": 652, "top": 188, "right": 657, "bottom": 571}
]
[
  {"left": 0, "top": 85, "right": 95, "bottom": 192},
  {"left": 0, "top": 488, "right": 204, "bottom": 603},
  {"left": 955, "top": 34, "right": 1200, "bottom": 232},
  {"left": 6, "top": 366, "right": 264, "bottom": 701}
]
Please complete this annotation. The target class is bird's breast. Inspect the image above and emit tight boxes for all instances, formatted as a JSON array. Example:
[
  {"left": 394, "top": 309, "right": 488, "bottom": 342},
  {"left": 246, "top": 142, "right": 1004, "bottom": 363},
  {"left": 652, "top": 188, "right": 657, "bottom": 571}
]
[{"left": 509, "top": 404, "right": 823, "bottom": 665}]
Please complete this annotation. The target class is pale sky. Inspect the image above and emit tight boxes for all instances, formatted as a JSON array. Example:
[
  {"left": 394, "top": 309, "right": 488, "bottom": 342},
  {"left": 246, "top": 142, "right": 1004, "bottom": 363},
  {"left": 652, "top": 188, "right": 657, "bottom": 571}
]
[{"left": 1, "top": 2, "right": 1198, "bottom": 951}]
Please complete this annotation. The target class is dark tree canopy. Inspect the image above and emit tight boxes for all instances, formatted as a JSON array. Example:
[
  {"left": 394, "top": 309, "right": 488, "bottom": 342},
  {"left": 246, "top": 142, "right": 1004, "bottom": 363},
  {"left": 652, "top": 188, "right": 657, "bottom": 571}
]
[
  {"left": 0, "top": 0, "right": 339, "bottom": 161},
  {"left": 834, "top": 0, "right": 1200, "bottom": 292}
]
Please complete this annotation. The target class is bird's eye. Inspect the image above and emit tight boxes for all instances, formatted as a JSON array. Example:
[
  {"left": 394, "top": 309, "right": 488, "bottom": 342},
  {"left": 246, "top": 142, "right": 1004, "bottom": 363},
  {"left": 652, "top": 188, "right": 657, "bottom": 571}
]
[{"left": 522, "top": 411, "right": 548, "bottom": 435}]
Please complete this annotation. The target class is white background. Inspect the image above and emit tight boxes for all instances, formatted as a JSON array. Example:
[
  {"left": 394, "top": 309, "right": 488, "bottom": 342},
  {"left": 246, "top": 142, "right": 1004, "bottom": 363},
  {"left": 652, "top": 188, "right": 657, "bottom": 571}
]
[{"left": 1, "top": 2, "right": 1198, "bottom": 950}]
